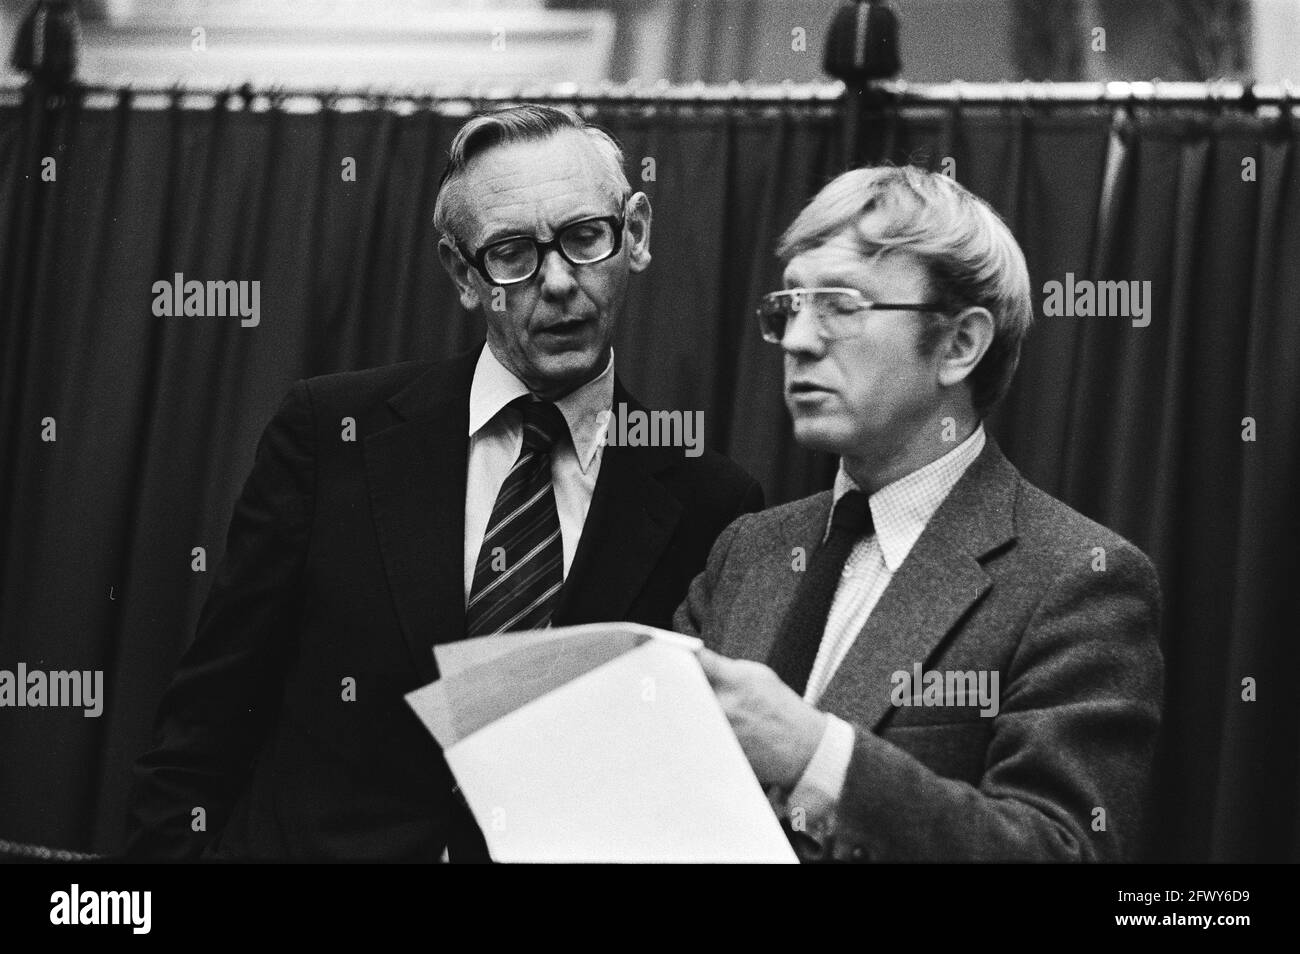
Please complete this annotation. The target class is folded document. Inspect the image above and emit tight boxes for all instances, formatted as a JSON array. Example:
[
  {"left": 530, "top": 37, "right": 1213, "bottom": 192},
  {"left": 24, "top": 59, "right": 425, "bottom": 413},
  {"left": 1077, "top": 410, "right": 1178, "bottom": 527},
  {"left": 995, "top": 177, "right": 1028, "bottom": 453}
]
[{"left": 405, "top": 622, "right": 796, "bottom": 863}]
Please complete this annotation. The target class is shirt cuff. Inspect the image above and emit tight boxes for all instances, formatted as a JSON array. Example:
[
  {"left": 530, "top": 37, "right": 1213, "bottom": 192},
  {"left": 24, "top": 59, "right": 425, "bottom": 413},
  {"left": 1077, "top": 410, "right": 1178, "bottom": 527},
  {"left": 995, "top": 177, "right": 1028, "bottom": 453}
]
[{"left": 782, "top": 714, "right": 855, "bottom": 843}]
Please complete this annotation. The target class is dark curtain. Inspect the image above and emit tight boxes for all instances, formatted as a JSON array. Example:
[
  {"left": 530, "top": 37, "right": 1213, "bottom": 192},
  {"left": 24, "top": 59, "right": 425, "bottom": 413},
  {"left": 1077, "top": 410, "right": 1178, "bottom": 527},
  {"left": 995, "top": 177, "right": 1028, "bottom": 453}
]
[{"left": 1, "top": 88, "right": 1296, "bottom": 862}]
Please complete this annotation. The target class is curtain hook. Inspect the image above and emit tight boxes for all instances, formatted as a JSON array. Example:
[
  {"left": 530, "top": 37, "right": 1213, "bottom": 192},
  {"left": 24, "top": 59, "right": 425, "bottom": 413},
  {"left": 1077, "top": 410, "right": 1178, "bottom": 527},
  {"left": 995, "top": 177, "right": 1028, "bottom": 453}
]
[
  {"left": 941, "top": 80, "right": 963, "bottom": 171},
  {"left": 1280, "top": 79, "right": 1295, "bottom": 125},
  {"left": 1019, "top": 78, "right": 1034, "bottom": 118},
  {"left": 1237, "top": 78, "right": 1259, "bottom": 116},
  {"left": 1209, "top": 76, "right": 1228, "bottom": 113},
  {"left": 1105, "top": 81, "right": 1134, "bottom": 128}
]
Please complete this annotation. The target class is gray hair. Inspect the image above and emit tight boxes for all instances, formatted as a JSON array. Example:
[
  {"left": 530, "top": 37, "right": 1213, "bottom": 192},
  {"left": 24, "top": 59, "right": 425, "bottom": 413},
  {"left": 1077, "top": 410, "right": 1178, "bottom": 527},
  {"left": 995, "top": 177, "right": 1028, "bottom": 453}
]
[
  {"left": 432, "top": 104, "right": 632, "bottom": 245},
  {"left": 778, "top": 165, "right": 1033, "bottom": 414}
]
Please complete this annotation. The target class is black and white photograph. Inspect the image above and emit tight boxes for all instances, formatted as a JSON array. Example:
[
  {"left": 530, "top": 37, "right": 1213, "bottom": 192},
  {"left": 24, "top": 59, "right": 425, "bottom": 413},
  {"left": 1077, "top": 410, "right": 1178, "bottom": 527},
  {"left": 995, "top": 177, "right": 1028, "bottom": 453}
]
[{"left": 0, "top": 0, "right": 1294, "bottom": 930}]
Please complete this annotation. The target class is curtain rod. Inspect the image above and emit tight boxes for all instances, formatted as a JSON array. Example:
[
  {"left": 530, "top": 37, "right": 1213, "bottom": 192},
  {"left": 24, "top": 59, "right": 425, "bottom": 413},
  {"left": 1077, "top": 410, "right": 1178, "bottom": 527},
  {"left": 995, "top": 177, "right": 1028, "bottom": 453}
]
[
  {"left": 0, "top": 77, "right": 1293, "bottom": 110},
  {"left": 877, "top": 80, "right": 1296, "bottom": 107}
]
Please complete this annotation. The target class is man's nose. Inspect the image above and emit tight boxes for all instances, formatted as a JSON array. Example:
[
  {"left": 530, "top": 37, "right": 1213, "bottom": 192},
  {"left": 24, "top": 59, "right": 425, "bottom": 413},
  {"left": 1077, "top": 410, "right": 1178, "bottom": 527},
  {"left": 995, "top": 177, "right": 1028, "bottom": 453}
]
[
  {"left": 780, "top": 304, "right": 825, "bottom": 357},
  {"left": 537, "top": 248, "right": 578, "bottom": 299}
]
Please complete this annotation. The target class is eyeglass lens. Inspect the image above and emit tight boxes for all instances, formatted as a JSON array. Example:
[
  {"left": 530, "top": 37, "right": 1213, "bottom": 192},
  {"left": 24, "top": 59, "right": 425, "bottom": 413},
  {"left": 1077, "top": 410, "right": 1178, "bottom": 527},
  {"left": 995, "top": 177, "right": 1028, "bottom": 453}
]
[{"left": 484, "top": 219, "right": 617, "bottom": 282}]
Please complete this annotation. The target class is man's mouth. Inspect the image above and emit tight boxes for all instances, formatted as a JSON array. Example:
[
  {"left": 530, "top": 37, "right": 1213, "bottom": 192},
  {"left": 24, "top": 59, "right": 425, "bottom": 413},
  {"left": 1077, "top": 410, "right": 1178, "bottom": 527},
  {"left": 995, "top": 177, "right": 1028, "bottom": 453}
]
[
  {"left": 537, "top": 318, "right": 590, "bottom": 336},
  {"left": 788, "top": 381, "right": 833, "bottom": 397}
]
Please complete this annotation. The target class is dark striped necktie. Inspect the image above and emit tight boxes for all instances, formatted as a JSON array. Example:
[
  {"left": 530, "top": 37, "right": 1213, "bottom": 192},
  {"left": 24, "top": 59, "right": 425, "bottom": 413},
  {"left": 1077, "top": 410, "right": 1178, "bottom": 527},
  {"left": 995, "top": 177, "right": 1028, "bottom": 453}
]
[
  {"left": 465, "top": 397, "right": 570, "bottom": 637},
  {"left": 766, "top": 490, "right": 874, "bottom": 696}
]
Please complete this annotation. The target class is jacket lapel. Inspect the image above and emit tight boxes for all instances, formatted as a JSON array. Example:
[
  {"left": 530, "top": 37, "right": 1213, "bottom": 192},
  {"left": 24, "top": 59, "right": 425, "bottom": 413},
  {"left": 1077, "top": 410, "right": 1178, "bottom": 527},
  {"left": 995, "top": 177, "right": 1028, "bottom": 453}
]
[
  {"left": 549, "top": 378, "right": 683, "bottom": 624},
  {"left": 814, "top": 439, "right": 1020, "bottom": 732},
  {"left": 721, "top": 493, "right": 833, "bottom": 665},
  {"left": 364, "top": 349, "right": 479, "bottom": 683}
]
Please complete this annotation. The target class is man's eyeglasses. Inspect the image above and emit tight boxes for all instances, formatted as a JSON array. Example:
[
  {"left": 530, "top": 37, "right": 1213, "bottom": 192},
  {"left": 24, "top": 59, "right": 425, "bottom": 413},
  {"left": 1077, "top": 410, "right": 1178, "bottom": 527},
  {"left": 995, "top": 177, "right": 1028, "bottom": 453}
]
[
  {"left": 456, "top": 214, "right": 625, "bottom": 286},
  {"left": 756, "top": 287, "right": 948, "bottom": 343}
]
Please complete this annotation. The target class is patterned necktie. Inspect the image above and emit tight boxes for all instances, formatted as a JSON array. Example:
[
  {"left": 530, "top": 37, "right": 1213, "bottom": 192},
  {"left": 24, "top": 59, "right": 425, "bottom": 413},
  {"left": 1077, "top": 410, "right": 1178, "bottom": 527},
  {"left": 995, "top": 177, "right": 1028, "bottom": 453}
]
[
  {"left": 465, "top": 398, "right": 569, "bottom": 637},
  {"left": 766, "top": 490, "right": 874, "bottom": 696}
]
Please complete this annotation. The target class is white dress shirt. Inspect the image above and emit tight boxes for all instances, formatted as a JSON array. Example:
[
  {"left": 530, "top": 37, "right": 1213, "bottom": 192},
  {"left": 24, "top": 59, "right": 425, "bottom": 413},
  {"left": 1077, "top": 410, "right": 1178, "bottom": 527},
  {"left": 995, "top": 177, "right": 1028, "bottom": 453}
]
[
  {"left": 463, "top": 345, "right": 615, "bottom": 603},
  {"left": 784, "top": 424, "right": 987, "bottom": 840}
]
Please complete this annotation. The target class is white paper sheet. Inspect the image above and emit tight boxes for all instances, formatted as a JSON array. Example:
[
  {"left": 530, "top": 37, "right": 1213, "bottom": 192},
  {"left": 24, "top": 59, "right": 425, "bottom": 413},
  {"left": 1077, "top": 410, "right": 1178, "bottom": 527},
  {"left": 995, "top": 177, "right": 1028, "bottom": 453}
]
[{"left": 440, "top": 637, "right": 797, "bottom": 863}]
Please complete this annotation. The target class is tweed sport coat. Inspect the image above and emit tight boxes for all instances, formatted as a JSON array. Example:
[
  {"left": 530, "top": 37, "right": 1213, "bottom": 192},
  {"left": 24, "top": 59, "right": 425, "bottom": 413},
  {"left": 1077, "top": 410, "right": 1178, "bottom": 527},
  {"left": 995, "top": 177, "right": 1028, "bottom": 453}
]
[{"left": 675, "top": 437, "right": 1164, "bottom": 862}]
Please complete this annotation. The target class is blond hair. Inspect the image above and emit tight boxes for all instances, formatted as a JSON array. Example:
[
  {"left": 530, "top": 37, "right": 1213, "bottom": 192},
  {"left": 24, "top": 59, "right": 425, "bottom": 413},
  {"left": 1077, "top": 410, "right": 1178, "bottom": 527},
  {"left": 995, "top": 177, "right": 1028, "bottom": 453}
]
[{"left": 778, "top": 165, "right": 1033, "bottom": 412}]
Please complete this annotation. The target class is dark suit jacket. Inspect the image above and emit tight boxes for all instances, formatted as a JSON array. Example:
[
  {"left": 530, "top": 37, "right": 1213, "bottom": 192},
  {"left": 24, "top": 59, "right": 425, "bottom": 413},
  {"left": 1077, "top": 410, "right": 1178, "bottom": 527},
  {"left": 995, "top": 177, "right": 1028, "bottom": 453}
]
[
  {"left": 126, "top": 346, "right": 763, "bottom": 860},
  {"left": 675, "top": 437, "right": 1163, "bottom": 862}
]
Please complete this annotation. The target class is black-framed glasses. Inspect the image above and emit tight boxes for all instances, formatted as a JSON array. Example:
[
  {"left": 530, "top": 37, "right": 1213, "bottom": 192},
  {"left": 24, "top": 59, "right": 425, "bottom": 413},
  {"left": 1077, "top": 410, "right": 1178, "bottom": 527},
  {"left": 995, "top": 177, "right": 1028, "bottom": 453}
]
[
  {"left": 456, "top": 214, "right": 625, "bottom": 286},
  {"left": 757, "top": 287, "right": 948, "bottom": 343}
]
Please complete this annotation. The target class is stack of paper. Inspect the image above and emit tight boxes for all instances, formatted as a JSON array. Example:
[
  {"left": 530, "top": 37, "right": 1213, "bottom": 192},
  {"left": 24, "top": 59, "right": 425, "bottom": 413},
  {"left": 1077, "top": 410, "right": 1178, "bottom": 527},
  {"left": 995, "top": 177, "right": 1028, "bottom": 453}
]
[{"left": 405, "top": 622, "right": 796, "bottom": 863}]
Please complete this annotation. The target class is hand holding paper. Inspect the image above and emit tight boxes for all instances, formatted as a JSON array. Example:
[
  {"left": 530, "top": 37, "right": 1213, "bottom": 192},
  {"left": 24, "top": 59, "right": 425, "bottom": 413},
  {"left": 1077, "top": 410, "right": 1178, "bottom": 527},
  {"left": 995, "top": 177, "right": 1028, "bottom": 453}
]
[{"left": 697, "top": 648, "right": 828, "bottom": 792}]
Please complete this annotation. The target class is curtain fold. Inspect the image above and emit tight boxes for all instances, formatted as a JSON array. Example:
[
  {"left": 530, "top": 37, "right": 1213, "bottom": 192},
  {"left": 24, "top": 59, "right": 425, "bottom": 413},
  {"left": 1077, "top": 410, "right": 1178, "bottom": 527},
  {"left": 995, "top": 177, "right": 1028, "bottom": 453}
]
[
  {"left": 1210, "top": 121, "right": 1300, "bottom": 862},
  {"left": 1, "top": 90, "right": 1296, "bottom": 860}
]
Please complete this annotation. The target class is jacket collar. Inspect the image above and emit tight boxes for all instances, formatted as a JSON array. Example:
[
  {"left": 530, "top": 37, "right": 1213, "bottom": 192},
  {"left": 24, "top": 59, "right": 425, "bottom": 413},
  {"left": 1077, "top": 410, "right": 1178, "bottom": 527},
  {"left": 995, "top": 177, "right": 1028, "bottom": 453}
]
[
  {"left": 367, "top": 345, "right": 682, "bottom": 682},
  {"left": 780, "top": 436, "right": 1021, "bottom": 730}
]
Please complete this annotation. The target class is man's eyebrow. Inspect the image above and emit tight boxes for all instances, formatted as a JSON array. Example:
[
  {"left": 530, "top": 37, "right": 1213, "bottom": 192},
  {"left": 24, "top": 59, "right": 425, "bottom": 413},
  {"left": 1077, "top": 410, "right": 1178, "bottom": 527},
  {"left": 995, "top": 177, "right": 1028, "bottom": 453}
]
[
  {"left": 823, "top": 275, "right": 877, "bottom": 292},
  {"left": 783, "top": 271, "right": 877, "bottom": 294},
  {"left": 478, "top": 210, "right": 613, "bottom": 246}
]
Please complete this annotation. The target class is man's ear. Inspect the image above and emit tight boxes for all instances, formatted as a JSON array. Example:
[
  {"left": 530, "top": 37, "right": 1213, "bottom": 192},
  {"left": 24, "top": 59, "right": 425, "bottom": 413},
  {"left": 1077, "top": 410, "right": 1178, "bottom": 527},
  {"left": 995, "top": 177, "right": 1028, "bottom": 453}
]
[
  {"left": 625, "top": 192, "right": 652, "bottom": 273},
  {"left": 936, "top": 306, "right": 995, "bottom": 389},
  {"left": 437, "top": 238, "right": 482, "bottom": 311}
]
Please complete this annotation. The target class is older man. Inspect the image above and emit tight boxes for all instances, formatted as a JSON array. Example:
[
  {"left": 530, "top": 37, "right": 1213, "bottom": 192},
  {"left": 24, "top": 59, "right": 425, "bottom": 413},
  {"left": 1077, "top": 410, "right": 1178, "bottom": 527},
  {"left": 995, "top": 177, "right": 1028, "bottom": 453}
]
[
  {"left": 676, "top": 165, "right": 1163, "bottom": 862},
  {"left": 126, "top": 105, "right": 762, "bottom": 860}
]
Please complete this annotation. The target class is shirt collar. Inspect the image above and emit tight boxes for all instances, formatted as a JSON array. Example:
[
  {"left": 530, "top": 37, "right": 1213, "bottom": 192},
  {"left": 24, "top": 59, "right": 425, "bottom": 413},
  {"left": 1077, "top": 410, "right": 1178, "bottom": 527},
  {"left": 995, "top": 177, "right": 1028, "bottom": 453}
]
[
  {"left": 830, "top": 423, "right": 987, "bottom": 572},
  {"left": 468, "top": 345, "right": 615, "bottom": 474}
]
